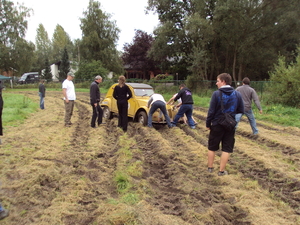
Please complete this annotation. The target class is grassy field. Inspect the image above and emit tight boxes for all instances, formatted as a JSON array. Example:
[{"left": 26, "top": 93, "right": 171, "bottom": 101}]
[{"left": 0, "top": 90, "right": 300, "bottom": 224}]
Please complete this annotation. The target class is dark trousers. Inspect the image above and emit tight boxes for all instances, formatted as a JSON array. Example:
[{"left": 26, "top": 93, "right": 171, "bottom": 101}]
[
  {"left": 117, "top": 101, "right": 128, "bottom": 131},
  {"left": 91, "top": 102, "right": 103, "bottom": 127},
  {"left": 0, "top": 96, "right": 3, "bottom": 135},
  {"left": 208, "top": 124, "right": 235, "bottom": 153}
]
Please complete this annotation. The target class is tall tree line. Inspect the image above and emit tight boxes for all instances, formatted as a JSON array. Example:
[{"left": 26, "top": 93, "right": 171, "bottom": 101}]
[
  {"left": 147, "top": 0, "right": 300, "bottom": 81},
  {"left": 1, "top": 0, "right": 123, "bottom": 80}
]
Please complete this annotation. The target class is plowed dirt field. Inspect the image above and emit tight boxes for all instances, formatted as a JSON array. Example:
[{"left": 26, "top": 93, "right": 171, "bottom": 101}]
[{"left": 0, "top": 91, "right": 299, "bottom": 225}]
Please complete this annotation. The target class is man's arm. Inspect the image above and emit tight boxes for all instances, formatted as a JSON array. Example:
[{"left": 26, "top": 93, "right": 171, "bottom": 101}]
[
  {"left": 62, "top": 88, "right": 68, "bottom": 103},
  {"left": 147, "top": 96, "right": 153, "bottom": 108},
  {"left": 252, "top": 90, "right": 262, "bottom": 113}
]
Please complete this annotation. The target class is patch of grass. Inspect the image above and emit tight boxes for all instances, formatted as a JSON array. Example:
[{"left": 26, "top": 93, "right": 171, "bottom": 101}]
[
  {"left": 2, "top": 93, "right": 38, "bottom": 126},
  {"left": 127, "top": 160, "right": 143, "bottom": 177},
  {"left": 122, "top": 193, "right": 139, "bottom": 205},
  {"left": 114, "top": 171, "right": 130, "bottom": 193}
]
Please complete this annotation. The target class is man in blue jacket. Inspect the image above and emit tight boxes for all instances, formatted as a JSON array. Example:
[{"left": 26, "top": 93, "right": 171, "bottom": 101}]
[
  {"left": 206, "top": 73, "right": 244, "bottom": 176},
  {"left": 172, "top": 84, "right": 196, "bottom": 129}
]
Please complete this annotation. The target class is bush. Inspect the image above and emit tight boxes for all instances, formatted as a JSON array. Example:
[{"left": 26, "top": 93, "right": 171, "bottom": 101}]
[
  {"left": 268, "top": 50, "right": 300, "bottom": 107},
  {"left": 75, "top": 60, "right": 109, "bottom": 81}
]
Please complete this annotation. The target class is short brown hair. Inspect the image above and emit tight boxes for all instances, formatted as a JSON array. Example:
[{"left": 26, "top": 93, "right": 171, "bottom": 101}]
[
  {"left": 217, "top": 73, "right": 232, "bottom": 85},
  {"left": 242, "top": 77, "right": 250, "bottom": 85}
]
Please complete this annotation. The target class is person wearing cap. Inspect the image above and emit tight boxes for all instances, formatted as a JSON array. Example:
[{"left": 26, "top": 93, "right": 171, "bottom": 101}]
[
  {"left": 90, "top": 75, "right": 104, "bottom": 128},
  {"left": 113, "top": 75, "right": 133, "bottom": 132},
  {"left": 62, "top": 72, "right": 76, "bottom": 127}
]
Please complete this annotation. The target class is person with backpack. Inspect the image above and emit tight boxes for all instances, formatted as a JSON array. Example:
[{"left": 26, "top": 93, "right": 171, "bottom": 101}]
[{"left": 206, "top": 73, "right": 244, "bottom": 176}]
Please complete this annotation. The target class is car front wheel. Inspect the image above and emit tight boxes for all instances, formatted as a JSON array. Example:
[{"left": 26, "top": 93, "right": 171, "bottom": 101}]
[
  {"left": 137, "top": 111, "right": 148, "bottom": 126},
  {"left": 103, "top": 106, "right": 113, "bottom": 119}
]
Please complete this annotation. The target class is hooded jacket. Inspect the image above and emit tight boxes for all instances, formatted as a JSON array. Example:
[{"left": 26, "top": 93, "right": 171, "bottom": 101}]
[
  {"left": 174, "top": 87, "right": 194, "bottom": 104},
  {"left": 206, "top": 86, "right": 244, "bottom": 128}
]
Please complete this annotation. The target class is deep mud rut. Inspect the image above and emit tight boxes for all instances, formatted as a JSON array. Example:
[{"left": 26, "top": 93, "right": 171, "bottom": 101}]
[{"left": 0, "top": 91, "right": 299, "bottom": 225}]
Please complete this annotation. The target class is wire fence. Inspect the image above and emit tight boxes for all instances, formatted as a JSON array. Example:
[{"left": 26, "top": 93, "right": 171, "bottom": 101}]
[{"left": 4, "top": 79, "right": 271, "bottom": 98}]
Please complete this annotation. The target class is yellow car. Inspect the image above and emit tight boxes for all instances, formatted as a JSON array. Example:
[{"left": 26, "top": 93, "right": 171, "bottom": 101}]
[{"left": 101, "top": 83, "right": 176, "bottom": 126}]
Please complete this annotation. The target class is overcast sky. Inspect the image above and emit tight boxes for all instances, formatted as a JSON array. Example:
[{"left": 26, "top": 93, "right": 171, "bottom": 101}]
[{"left": 12, "top": 0, "right": 159, "bottom": 51}]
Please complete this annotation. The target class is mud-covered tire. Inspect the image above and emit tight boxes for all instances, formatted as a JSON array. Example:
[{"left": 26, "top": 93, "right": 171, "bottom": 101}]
[
  {"left": 103, "top": 106, "right": 113, "bottom": 119},
  {"left": 137, "top": 111, "right": 148, "bottom": 126}
]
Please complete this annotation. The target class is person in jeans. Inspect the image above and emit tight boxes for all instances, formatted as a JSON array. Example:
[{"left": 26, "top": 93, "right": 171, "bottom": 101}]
[
  {"left": 206, "top": 73, "right": 244, "bottom": 176},
  {"left": 113, "top": 76, "right": 132, "bottom": 132},
  {"left": 235, "top": 77, "right": 262, "bottom": 135},
  {"left": 147, "top": 93, "right": 173, "bottom": 128},
  {"left": 38, "top": 79, "right": 46, "bottom": 109},
  {"left": 62, "top": 72, "right": 76, "bottom": 127},
  {"left": 171, "top": 84, "right": 196, "bottom": 129},
  {"left": 90, "top": 75, "right": 104, "bottom": 128}
]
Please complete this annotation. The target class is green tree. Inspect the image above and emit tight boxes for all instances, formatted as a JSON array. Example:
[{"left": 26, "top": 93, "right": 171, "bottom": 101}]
[
  {"left": 75, "top": 60, "right": 109, "bottom": 81},
  {"left": 59, "top": 47, "right": 70, "bottom": 81},
  {"left": 35, "top": 24, "right": 52, "bottom": 72},
  {"left": 0, "top": 0, "right": 33, "bottom": 75},
  {"left": 42, "top": 58, "right": 52, "bottom": 81},
  {"left": 80, "top": 0, "right": 123, "bottom": 74},
  {"left": 147, "top": 0, "right": 300, "bottom": 82},
  {"left": 52, "top": 24, "right": 73, "bottom": 62}
]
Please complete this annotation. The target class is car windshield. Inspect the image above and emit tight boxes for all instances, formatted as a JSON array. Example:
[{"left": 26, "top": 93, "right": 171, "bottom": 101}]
[
  {"left": 134, "top": 88, "right": 154, "bottom": 96},
  {"left": 20, "top": 75, "right": 27, "bottom": 80}
]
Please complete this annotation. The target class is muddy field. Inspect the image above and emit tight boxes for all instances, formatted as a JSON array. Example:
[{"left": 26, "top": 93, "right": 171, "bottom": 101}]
[{"left": 0, "top": 91, "right": 300, "bottom": 225}]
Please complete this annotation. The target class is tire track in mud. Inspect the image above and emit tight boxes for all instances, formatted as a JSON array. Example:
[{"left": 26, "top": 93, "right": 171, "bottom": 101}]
[
  {"left": 130, "top": 125, "right": 250, "bottom": 224},
  {"left": 54, "top": 96, "right": 125, "bottom": 225},
  {"left": 193, "top": 108, "right": 300, "bottom": 168},
  {"left": 179, "top": 121, "right": 300, "bottom": 215}
]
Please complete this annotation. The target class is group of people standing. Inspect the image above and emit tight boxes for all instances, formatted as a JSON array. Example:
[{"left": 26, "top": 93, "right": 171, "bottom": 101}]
[{"left": 61, "top": 72, "right": 261, "bottom": 177}]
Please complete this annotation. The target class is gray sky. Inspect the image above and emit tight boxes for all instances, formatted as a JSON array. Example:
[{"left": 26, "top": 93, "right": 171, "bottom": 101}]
[{"left": 12, "top": 0, "right": 158, "bottom": 51}]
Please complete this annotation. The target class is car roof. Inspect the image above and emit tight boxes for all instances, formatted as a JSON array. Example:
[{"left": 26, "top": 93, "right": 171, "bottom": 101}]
[{"left": 126, "top": 83, "right": 153, "bottom": 89}]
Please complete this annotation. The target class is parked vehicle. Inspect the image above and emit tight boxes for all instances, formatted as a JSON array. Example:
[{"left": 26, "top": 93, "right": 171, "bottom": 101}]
[
  {"left": 101, "top": 83, "right": 176, "bottom": 126},
  {"left": 18, "top": 72, "right": 40, "bottom": 84}
]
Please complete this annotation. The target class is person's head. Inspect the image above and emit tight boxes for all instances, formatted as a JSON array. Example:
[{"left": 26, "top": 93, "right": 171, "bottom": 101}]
[
  {"left": 179, "top": 83, "right": 186, "bottom": 90},
  {"left": 118, "top": 75, "right": 126, "bottom": 87},
  {"left": 94, "top": 75, "right": 102, "bottom": 83},
  {"left": 67, "top": 72, "right": 75, "bottom": 80},
  {"left": 40, "top": 79, "right": 45, "bottom": 84},
  {"left": 216, "top": 73, "right": 232, "bottom": 88},
  {"left": 242, "top": 77, "right": 250, "bottom": 85}
]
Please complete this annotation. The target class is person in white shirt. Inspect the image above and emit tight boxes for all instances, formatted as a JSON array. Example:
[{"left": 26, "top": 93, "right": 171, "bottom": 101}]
[
  {"left": 147, "top": 93, "right": 174, "bottom": 128},
  {"left": 62, "top": 72, "right": 76, "bottom": 127}
]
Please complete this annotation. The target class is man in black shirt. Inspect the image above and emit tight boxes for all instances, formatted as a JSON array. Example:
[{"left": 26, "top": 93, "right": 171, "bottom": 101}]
[
  {"left": 90, "top": 75, "right": 103, "bottom": 128},
  {"left": 172, "top": 84, "right": 196, "bottom": 129}
]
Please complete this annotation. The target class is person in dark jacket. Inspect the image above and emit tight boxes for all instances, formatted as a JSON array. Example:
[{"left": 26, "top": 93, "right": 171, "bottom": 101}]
[
  {"left": 171, "top": 84, "right": 196, "bottom": 129},
  {"left": 113, "top": 75, "right": 132, "bottom": 132},
  {"left": 206, "top": 73, "right": 244, "bottom": 176},
  {"left": 90, "top": 75, "right": 103, "bottom": 128},
  {"left": 38, "top": 79, "right": 46, "bottom": 109}
]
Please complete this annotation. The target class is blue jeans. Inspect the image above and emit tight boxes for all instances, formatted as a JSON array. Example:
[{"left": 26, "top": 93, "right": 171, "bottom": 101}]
[
  {"left": 235, "top": 109, "right": 258, "bottom": 134},
  {"left": 173, "top": 104, "right": 195, "bottom": 127},
  {"left": 39, "top": 92, "right": 44, "bottom": 109},
  {"left": 148, "top": 101, "right": 173, "bottom": 127}
]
